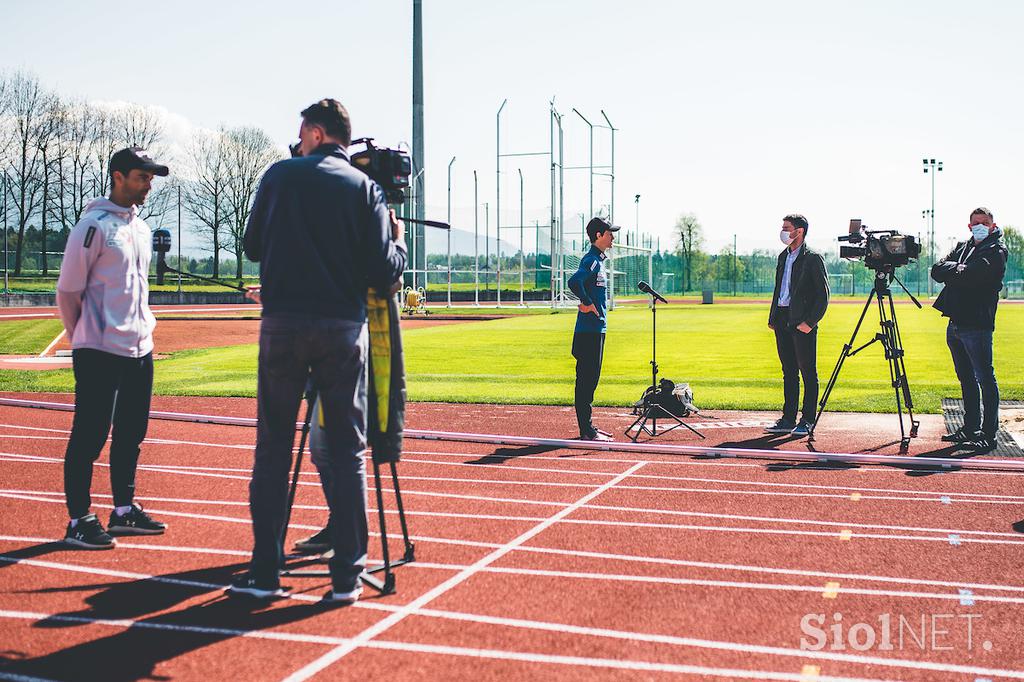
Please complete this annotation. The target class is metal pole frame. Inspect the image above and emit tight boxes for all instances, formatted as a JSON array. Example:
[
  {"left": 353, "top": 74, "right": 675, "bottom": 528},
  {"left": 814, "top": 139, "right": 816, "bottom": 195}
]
[
  {"left": 572, "top": 108, "right": 593, "bottom": 220},
  {"left": 473, "top": 170, "right": 479, "bottom": 306},
  {"left": 447, "top": 156, "right": 455, "bottom": 308},
  {"left": 518, "top": 168, "right": 525, "bottom": 306},
  {"left": 177, "top": 185, "right": 183, "bottom": 296},
  {"left": 600, "top": 110, "right": 616, "bottom": 226},
  {"left": 2, "top": 171, "right": 8, "bottom": 297},
  {"left": 496, "top": 99, "right": 507, "bottom": 307}
]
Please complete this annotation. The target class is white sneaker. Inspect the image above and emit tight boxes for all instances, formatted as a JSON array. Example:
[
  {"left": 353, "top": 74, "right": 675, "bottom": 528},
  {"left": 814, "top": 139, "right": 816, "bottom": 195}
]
[{"left": 323, "top": 583, "right": 363, "bottom": 605}]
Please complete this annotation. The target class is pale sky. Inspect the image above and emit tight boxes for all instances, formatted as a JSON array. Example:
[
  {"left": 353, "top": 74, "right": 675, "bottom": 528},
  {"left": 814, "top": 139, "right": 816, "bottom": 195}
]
[{"left": 3, "top": 0, "right": 1022, "bottom": 256}]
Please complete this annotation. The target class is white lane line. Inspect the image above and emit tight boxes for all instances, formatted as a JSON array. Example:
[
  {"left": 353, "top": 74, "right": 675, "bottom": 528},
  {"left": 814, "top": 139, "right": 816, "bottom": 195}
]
[
  {"left": 279, "top": 461, "right": 649, "bottom": 682},
  {"left": 37, "top": 329, "right": 66, "bottom": 357},
  {"left": 515, "top": 544, "right": 1024, "bottom": 595},
  {"left": 2, "top": 460, "right": 1022, "bottom": 543},
  {"left": 8, "top": 532, "right": 1024, "bottom": 597},
  {"left": 0, "top": 610, "right": 877, "bottom": 682},
  {"left": 3, "top": 548, "right": 1022, "bottom": 680}
]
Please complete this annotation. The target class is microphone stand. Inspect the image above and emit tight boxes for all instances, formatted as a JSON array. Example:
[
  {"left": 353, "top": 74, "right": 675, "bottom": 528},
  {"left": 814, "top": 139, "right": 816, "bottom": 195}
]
[{"left": 624, "top": 289, "right": 705, "bottom": 442}]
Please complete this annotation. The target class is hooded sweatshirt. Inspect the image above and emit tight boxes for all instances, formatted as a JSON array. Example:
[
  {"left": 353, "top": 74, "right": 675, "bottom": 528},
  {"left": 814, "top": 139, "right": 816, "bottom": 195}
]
[{"left": 55, "top": 198, "right": 156, "bottom": 358}]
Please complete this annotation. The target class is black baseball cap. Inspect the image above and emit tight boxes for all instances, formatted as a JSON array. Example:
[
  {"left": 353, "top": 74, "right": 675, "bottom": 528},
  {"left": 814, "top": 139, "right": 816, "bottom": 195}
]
[
  {"left": 109, "top": 147, "right": 169, "bottom": 177},
  {"left": 586, "top": 217, "right": 620, "bottom": 242}
]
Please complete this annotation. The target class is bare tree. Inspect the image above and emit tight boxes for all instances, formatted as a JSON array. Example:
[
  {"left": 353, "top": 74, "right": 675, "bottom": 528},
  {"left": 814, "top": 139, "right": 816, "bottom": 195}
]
[
  {"left": 675, "top": 213, "right": 704, "bottom": 293},
  {"left": 5, "top": 72, "right": 58, "bottom": 275},
  {"left": 183, "top": 129, "right": 229, "bottom": 277},
  {"left": 222, "top": 126, "right": 282, "bottom": 279},
  {"left": 50, "top": 101, "right": 102, "bottom": 229}
]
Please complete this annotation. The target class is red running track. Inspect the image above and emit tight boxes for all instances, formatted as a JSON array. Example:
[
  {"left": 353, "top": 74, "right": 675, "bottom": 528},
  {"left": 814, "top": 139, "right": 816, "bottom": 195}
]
[{"left": 1, "top": 395, "right": 1023, "bottom": 681}]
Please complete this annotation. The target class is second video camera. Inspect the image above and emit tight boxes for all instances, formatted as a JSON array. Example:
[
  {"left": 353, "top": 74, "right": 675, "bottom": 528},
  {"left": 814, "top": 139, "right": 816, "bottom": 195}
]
[{"left": 839, "top": 218, "right": 921, "bottom": 272}]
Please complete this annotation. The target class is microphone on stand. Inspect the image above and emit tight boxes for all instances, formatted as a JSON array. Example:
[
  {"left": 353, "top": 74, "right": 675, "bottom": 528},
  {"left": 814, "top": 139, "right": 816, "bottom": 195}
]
[
  {"left": 152, "top": 228, "right": 172, "bottom": 286},
  {"left": 637, "top": 280, "right": 668, "bottom": 304}
]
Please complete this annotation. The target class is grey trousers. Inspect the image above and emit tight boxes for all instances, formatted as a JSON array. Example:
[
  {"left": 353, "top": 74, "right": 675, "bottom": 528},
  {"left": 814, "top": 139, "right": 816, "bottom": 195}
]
[{"left": 249, "top": 314, "right": 368, "bottom": 590}]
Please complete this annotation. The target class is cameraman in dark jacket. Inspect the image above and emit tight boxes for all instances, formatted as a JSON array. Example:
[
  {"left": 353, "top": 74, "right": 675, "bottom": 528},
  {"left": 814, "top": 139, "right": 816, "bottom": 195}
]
[
  {"left": 766, "top": 214, "right": 830, "bottom": 437},
  {"left": 931, "top": 207, "right": 1007, "bottom": 452},
  {"left": 232, "top": 99, "right": 407, "bottom": 603}
]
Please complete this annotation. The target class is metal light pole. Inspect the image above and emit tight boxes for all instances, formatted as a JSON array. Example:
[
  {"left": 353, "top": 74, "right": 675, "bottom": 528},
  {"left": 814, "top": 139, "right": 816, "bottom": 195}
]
[
  {"left": 572, "top": 108, "right": 593, "bottom": 219},
  {"left": 177, "top": 185, "right": 182, "bottom": 295},
  {"left": 923, "top": 158, "right": 943, "bottom": 296},
  {"left": 634, "top": 194, "right": 641, "bottom": 232},
  {"left": 473, "top": 170, "right": 479, "bottom": 306},
  {"left": 2, "top": 171, "right": 8, "bottom": 296},
  {"left": 601, "top": 110, "right": 616, "bottom": 225},
  {"left": 733, "top": 233, "right": 738, "bottom": 296},
  {"left": 412, "top": 0, "right": 425, "bottom": 275},
  {"left": 920, "top": 209, "right": 932, "bottom": 297},
  {"left": 496, "top": 99, "right": 507, "bottom": 308},
  {"left": 447, "top": 156, "right": 455, "bottom": 308},
  {"left": 518, "top": 168, "right": 525, "bottom": 306},
  {"left": 484, "top": 202, "right": 490, "bottom": 298}
]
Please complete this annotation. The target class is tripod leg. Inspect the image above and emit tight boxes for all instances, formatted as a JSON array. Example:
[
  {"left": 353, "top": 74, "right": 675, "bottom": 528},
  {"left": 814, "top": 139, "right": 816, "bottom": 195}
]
[
  {"left": 367, "top": 460, "right": 395, "bottom": 594},
  {"left": 281, "top": 392, "right": 316, "bottom": 552},
  {"left": 811, "top": 289, "right": 875, "bottom": 438},
  {"left": 390, "top": 461, "right": 416, "bottom": 561}
]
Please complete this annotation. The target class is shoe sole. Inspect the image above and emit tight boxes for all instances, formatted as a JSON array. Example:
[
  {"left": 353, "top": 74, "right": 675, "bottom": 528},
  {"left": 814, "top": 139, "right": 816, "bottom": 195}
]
[
  {"left": 226, "top": 586, "right": 285, "bottom": 599},
  {"left": 323, "top": 589, "right": 362, "bottom": 605},
  {"left": 294, "top": 543, "right": 332, "bottom": 553},
  {"left": 108, "top": 527, "right": 166, "bottom": 536},
  {"left": 64, "top": 537, "right": 116, "bottom": 550},
  {"left": 764, "top": 428, "right": 794, "bottom": 434}
]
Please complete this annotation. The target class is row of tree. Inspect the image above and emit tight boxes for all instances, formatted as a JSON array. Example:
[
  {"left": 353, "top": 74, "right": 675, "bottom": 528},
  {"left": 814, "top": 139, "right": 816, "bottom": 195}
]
[{"left": 0, "top": 71, "right": 283, "bottom": 279}]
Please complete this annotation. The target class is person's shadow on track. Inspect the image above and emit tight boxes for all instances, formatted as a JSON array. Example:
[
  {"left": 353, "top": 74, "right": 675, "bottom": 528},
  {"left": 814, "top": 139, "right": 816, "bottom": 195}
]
[
  {"left": 466, "top": 444, "right": 562, "bottom": 464},
  {"left": 0, "top": 561, "right": 343, "bottom": 682}
]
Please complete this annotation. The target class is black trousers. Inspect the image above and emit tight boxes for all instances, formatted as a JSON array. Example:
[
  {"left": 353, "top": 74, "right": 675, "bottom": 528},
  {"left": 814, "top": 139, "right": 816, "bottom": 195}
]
[
  {"left": 773, "top": 307, "right": 818, "bottom": 424},
  {"left": 250, "top": 315, "right": 368, "bottom": 589},
  {"left": 572, "top": 332, "right": 605, "bottom": 437},
  {"left": 64, "top": 349, "right": 153, "bottom": 519}
]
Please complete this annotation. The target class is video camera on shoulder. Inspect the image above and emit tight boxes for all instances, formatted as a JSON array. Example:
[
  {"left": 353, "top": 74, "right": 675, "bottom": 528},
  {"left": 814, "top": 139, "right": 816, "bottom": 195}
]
[
  {"left": 838, "top": 218, "right": 921, "bottom": 272},
  {"left": 289, "top": 137, "right": 412, "bottom": 205}
]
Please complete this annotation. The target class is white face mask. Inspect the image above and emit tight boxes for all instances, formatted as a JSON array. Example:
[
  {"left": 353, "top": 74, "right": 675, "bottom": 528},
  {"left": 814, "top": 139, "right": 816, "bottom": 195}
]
[
  {"left": 970, "top": 224, "right": 991, "bottom": 241},
  {"left": 780, "top": 229, "right": 795, "bottom": 246}
]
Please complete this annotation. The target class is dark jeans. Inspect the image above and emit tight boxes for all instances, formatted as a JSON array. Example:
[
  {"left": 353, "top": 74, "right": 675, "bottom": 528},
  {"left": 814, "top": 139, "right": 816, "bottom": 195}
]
[
  {"left": 251, "top": 314, "right": 368, "bottom": 590},
  {"left": 64, "top": 349, "right": 153, "bottom": 519},
  {"left": 773, "top": 307, "right": 818, "bottom": 424},
  {"left": 946, "top": 321, "right": 1000, "bottom": 437},
  {"left": 572, "top": 332, "right": 605, "bottom": 437}
]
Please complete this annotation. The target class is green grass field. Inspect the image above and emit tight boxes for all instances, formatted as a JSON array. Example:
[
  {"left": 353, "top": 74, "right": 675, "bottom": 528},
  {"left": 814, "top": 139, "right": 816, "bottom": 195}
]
[{"left": 2, "top": 303, "right": 1020, "bottom": 413}]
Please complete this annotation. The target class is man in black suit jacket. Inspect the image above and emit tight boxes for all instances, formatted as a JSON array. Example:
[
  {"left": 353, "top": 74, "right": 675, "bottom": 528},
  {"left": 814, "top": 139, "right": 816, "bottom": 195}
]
[{"left": 766, "top": 214, "right": 830, "bottom": 437}]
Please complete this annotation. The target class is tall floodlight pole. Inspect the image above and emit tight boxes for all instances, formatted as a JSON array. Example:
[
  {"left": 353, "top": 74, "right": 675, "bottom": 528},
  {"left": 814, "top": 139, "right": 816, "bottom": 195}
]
[
  {"left": 176, "top": 185, "right": 182, "bottom": 295},
  {"left": 485, "top": 202, "right": 490, "bottom": 297},
  {"left": 922, "top": 158, "right": 943, "bottom": 296},
  {"left": 413, "top": 0, "right": 426, "bottom": 281},
  {"left": 516, "top": 166, "right": 524, "bottom": 305},
  {"left": 474, "top": 170, "right": 479, "bottom": 306},
  {"left": 634, "top": 194, "right": 641, "bottom": 232},
  {"left": 733, "top": 233, "right": 738, "bottom": 296},
  {"left": 601, "top": 110, "right": 616, "bottom": 225},
  {"left": 549, "top": 101, "right": 559, "bottom": 307},
  {"left": 572, "top": 108, "right": 593, "bottom": 219},
  {"left": 447, "top": 156, "right": 455, "bottom": 308},
  {"left": 2, "top": 171, "right": 9, "bottom": 296},
  {"left": 496, "top": 99, "right": 507, "bottom": 307}
]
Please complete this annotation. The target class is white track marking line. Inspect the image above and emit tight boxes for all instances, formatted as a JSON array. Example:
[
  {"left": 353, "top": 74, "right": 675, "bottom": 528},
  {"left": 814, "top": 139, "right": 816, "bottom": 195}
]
[
  {"left": 37, "top": 329, "right": 65, "bottom": 357},
  {"left": 0, "top": 610, "right": 878, "bottom": 682},
  {"left": 7, "top": 532, "right": 1024, "bottom": 596},
  {"left": 279, "top": 461, "right": 648, "bottom": 682},
  {"left": 3, "top": 547, "right": 1024, "bottom": 679},
  {"left": 2, "top": 458, "right": 1022, "bottom": 541}
]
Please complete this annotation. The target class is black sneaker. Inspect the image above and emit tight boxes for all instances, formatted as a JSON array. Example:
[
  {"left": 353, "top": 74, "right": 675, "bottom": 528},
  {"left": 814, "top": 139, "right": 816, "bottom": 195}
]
[
  {"left": 965, "top": 435, "right": 998, "bottom": 453},
  {"left": 765, "top": 418, "right": 797, "bottom": 434},
  {"left": 941, "top": 427, "right": 979, "bottom": 443},
  {"left": 226, "top": 573, "right": 286, "bottom": 599},
  {"left": 108, "top": 504, "right": 167, "bottom": 535},
  {"left": 64, "top": 514, "right": 115, "bottom": 550},
  {"left": 790, "top": 420, "right": 812, "bottom": 437},
  {"left": 294, "top": 526, "right": 332, "bottom": 554}
]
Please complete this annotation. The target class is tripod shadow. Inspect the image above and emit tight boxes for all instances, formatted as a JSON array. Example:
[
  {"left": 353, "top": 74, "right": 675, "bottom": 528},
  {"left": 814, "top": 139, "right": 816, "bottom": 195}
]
[
  {"left": 0, "top": 542, "right": 76, "bottom": 572},
  {"left": 465, "top": 444, "right": 563, "bottom": 465},
  {"left": 0, "top": 561, "right": 338, "bottom": 682}
]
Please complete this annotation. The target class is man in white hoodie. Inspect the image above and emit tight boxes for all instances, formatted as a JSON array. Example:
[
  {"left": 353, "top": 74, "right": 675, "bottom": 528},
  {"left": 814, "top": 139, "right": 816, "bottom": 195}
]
[{"left": 55, "top": 147, "right": 169, "bottom": 549}]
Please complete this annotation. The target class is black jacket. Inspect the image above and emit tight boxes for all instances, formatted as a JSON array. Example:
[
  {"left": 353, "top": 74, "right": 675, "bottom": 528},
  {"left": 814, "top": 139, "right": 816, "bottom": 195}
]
[
  {"left": 768, "top": 244, "right": 830, "bottom": 329},
  {"left": 243, "top": 143, "right": 407, "bottom": 321},
  {"left": 931, "top": 231, "right": 1007, "bottom": 330}
]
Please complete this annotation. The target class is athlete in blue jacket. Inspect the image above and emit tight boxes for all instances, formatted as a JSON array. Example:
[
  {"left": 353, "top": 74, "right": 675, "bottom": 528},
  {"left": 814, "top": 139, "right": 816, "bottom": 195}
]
[{"left": 567, "top": 218, "right": 619, "bottom": 440}]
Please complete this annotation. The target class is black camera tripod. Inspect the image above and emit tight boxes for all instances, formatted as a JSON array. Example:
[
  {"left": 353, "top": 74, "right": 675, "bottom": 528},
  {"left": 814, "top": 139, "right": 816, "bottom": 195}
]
[
  {"left": 625, "top": 283, "right": 705, "bottom": 442},
  {"left": 809, "top": 269, "right": 922, "bottom": 452},
  {"left": 279, "top": 385, "right": 415, "bottom": 595}
]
